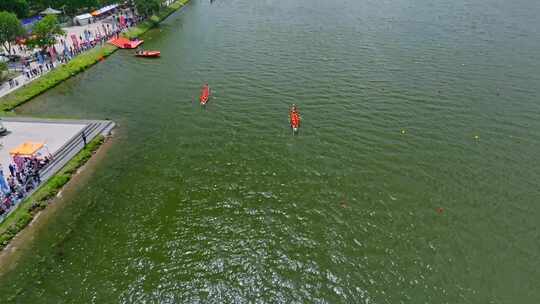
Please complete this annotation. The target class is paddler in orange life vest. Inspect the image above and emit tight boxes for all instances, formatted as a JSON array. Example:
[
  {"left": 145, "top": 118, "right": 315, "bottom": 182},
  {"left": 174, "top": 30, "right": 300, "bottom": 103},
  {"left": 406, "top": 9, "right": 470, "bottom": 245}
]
[
  {"left": 200, "top": 83, "right": 210, "bottom": 104},
  {"left": 290, "top": 104, "right": 300, "bottom": 127}
]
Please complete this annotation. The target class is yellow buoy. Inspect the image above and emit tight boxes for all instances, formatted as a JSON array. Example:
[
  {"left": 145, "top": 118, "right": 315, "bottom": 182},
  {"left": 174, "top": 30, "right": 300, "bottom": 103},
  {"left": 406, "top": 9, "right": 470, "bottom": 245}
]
[{"left": 401, "top": 130, "right": 406, "bottom": 134}]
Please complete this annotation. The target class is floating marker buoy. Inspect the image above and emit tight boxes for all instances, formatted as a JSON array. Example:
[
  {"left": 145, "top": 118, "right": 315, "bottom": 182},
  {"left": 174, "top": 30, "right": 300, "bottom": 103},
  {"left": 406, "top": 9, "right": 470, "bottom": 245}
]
[
  {"left": 401, "top": 130, "right": 406, "bottom": 134},
  {"left": 474, "top": 135, "right": 479, "bottom": 140}
]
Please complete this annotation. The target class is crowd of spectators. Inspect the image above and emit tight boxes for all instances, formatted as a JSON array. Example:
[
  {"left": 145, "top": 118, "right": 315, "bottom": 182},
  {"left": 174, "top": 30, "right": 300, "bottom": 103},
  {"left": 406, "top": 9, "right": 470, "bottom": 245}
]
[
  {"left": 2, "top": 9, "right": 144, "bottom": 92},
  {"left": 0, "top": 156, "right": 50, "bottom": 217}
]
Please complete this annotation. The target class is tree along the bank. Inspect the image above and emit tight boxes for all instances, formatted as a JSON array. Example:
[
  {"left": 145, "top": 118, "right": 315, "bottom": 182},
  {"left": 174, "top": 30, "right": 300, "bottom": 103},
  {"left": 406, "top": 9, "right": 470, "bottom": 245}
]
[
  {"left": 0, "top": 61, "right": 8, "bottom": 83},
  {"left": 0, "top": 0, "right": 118, "bottom": 18},
  {"left": 134, "top": 0, "right": 161, "bottom": 17},
  {"left": 27, "top": 15, "right": 64, "bottom": 49},
  {"left": 33, "top": 0, "right": 117, "bottom": 15},
  {"left": 0, "top": 0, "right": 29, "bottom": 18},
  {"left": 0, "top": 11, "right": 25, "bottom": 54}
]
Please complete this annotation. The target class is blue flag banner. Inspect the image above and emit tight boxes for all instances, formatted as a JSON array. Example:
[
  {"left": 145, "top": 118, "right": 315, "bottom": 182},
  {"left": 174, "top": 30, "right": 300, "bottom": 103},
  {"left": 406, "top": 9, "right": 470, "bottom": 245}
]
[{"left": 0, "top": 170, "right": 10, "bottom": 194}]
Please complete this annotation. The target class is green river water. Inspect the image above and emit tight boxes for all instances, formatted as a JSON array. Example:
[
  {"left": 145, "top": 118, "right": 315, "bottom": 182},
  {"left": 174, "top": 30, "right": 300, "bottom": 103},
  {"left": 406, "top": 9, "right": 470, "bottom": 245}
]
[{"left": 1, "top": 0, "right": 540, "bottom": 302}]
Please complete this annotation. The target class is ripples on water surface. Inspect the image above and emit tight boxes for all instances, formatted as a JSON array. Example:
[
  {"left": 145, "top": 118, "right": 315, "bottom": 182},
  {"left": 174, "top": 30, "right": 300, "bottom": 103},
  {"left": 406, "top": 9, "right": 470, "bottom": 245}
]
[{"left": 2, "top": 0, "right": 540, "bottom": 302}]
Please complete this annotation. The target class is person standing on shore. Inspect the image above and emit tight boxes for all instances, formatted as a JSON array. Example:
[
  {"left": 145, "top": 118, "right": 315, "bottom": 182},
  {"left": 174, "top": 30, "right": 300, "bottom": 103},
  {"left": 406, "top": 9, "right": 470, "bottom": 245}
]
[
  {"left": 8, "top": 164, "right": 15, "bottom": 177},
  {"left": 82, "top": 131, "right": 87, "bottom": 147},
  {"left": 0, "top": 168, "right": 9, "bottom": 194}
]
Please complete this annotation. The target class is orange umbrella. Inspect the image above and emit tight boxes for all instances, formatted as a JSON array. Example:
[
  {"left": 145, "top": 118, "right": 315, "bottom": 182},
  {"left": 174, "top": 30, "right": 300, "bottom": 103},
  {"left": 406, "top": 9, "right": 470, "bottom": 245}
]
[{"left": 10, "top": 142, "right": 45, "bottom": 157}]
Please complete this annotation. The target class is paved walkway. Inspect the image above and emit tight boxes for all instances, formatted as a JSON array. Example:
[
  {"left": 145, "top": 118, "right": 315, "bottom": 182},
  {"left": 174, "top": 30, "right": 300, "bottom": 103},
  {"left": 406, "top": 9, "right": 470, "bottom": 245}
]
[
  {"left": 0, "top": 121, "right": 86, "bottom": 170},
  {"left": 0, "top": 64, "right": 58, "bottom": 98},
  {"left": 0, "top": 117, "right": 115, "bottom": 223}
]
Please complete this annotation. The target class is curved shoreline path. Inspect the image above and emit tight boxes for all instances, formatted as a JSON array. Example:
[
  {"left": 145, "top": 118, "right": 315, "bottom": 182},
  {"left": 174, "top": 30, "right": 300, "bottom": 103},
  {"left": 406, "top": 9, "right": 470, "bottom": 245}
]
[{"left": 2, "top": 0, "right": 540, "bottom": 302}]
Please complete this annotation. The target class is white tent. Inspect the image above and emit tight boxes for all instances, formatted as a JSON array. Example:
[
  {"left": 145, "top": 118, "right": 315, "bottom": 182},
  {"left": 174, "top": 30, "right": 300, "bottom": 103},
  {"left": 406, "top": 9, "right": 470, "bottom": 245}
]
[
  {"left": 40, "top": 7, "right": 62, "bottom": 15},
  {"left": 73, "top": 13, "right": 93, "bottom": 26},
  {"left": 98, "top": 4, "right": 119, "bottom": 15},
  {"left": 91, "top": 4, "right": 119, "bottom": 17}
]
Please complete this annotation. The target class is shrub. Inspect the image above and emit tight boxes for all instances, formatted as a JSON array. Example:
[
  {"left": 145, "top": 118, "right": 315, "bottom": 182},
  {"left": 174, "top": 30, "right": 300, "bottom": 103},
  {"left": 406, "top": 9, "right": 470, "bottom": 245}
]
[
  {"left": 14, "top": 213, "right": 32, "bottom": 230},
  {"left": 0, "top": 62, "right": 8, "bottom": 83}
]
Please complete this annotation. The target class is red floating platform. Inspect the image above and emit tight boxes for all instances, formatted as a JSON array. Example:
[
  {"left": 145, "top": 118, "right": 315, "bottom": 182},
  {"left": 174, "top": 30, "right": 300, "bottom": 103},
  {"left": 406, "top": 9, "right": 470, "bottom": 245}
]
[{"left": 108, "top": 37, "right": 144, "bottom": 49}]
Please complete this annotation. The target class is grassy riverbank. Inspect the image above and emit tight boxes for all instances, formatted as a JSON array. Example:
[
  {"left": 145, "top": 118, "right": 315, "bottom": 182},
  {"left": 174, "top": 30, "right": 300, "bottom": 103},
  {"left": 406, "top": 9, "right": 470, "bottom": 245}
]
[
  {"left": 0, "top": 136, "right": 105, "bottom": 251},
  {"left": 0, "top": 46, "right": 117, "bottom": 112},
  {"left": 0, "top": 0, "right": 191, "bottom": 112}
]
